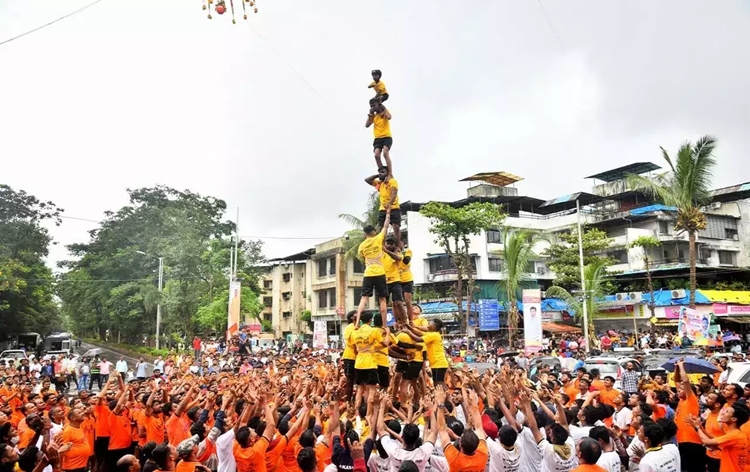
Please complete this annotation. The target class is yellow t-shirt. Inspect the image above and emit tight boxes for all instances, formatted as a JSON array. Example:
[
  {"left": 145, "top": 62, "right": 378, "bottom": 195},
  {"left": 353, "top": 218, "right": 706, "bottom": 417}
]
[
  {"left": 343, "top": 323, "right": 357, "bottom": 361},
  {"left": 423, "top": 331, "right": 449, "bottom": 369},
  {"left": 414, "top": 317, "right": 429, "bottom": 329},
  {"left": 373, "top": 113, "right": 391, "bottom": 139},
  {"left": 351, "top": 324, "right": 382, "bottom": 370},
  {"left": 370, "top": 80, "right": 388, "bottom": 96},
  {"left": 398, "top": 248, "right": 413, "bottom": 283},
  {"left": 396, "top": 331, "right": 423, "bottom": 363},
  {"left": 374, "top": 330, "right": 394, "bottom": 367},
  {"left": 384, "top": 253, "right": 400, "bottom": 284},
  {"left": 374, "top": 178, "right": 400, "bottom": 210},
  {"left": 358, "top": 232, "right": 386, "bottom": 277}
]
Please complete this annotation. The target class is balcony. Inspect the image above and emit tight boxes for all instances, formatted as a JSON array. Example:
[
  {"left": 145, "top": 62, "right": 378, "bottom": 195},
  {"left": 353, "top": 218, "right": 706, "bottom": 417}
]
[{"left": 425, "top": 268, "right": 478, "bottom": 283}]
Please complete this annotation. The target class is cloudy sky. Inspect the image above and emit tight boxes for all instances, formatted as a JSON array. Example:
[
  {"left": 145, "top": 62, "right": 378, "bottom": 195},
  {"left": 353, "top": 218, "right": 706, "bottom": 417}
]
[{"left": 1, "top": 0, "right": 749, "bottom": 267}]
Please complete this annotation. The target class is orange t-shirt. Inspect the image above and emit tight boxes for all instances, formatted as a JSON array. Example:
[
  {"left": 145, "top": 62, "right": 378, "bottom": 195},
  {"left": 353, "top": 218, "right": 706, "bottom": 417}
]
[
  {"left": 60, "top": 424, "right": 92, "bottom": 470},
  {"left": 564, "top": 385, "right": 579, "bottom": 407},
  {"left": 705, "top": 411, "right": 723, "bottom": 460},
  {"left": 265, "top": 435, "right": 288, "bottom": 472},
  {"left": 315, "top": 442, "right": 331, "bottom": 472},
  {"left": 444, "top": 439, "right": 488, "bottom": 472},
  {"left": 740, "top": 422, "right": 750, "bottom": 472},
  {"left": 108, "top": 411, "right": 133, "bottom": 450},
  {"left": 675, "top": 395, "right": 701, "bottom": 445},
  {"left": 651, "top": 404, "right": 667, "bottom": 421},
  {"left": 131, "top": 408, "right": 143, "bottom": 444},
  {"left": 145, "top": 414, "right": 166, "bottom": 444},
  {"left": 599, "top": 388, "right": 621, "bottom": 407},
  {"left": 166, "top": 413, "right": 191, "bottom": 446},
  {"left": 18, "top": 427, "right": 36, "bottom": 450},
  {"left": 715, "top": 429, "right": 748, "bottom": 472},
  {"left": 234, "top": 437, "right": 269, "bottom": 472},
  {"left": 591, "top": 380, "right": 605, "bottom": 391},
  {"left": 95, "top": 404, "right": 112, "bottom": 438},
  {"left": 281, "top": 435, "right": 302, "bottom": 472},
  {"left": 175, "top": 460, "right": 201, "bottom": 472},
  {"left": 572, "top": 465, "right": 607, "bottom": 472},
  {"left": 82, "top": 417, "right": 96, "bottom": 455}
]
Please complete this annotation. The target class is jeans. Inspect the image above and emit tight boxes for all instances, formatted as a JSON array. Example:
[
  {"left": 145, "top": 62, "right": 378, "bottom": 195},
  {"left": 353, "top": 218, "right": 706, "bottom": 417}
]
[
  {"left": 78, "top": 374, "right": 89, "bottom": 391},
  {"left": 194, "top": 349, "right": 201, "bottom": 360}
]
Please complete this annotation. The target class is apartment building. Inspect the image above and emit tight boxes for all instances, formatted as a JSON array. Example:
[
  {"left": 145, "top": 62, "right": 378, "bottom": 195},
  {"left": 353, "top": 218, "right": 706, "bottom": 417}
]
[{"left": 261, "top": 249, "right": 313, "bottom": 338}]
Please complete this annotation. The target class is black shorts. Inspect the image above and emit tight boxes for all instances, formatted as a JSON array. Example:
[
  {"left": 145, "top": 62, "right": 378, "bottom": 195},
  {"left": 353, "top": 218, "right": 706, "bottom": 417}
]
[
  {"left": 362, "top": 275, "right": 388, "bottom": 298},
  {"left": 395, "top": 361, "right": 409, "bottom": 373},
  {"left": 343, "top": 359, "right": 356, "bottom": 380},
  {"left": 706, "top": 458, "right": 720, "bottom": 472},
  {"left": 355, "top": 368, "right": 379, "bottom": 386},
  {"left": 106, "top": 448, "right": 131, "bottom": 472},
  {"left": 678, "top": 442, "right": 706, "bottom": 472},
  {"left": 378, "top": 209, "right": 401, "bottom": 227},
  {"left": 373, "top": 137, "right": 393, "bottom": 151},
  {"left": 388, "top": 282, "right": 403, "bottom": 303},
  {"left": 404, "top": 361, "right": 422, "bottom": 380},
  {"left": 401, "top": 281, "right": 414, "bottom": 294},
  {"left": 94, "top": 437, "right": 110, "bottom": 457},
  {"left": 432, "top": 367, "right": 447, "bottom": 384},
  {"left": 377, "top": 366, "right": 390, "bottom": 389}
]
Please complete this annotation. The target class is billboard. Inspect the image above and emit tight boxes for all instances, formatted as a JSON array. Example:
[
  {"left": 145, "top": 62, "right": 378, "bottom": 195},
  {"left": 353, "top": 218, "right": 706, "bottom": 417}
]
[
  {"left": 478, "top": 299, "right": 500, "bottom": 331},
  {"left": 676, "top": 306, "right": 710, "bottom": 340},
  {"left": 227, "top": 280, "right": 241, "bottom": 338},
  {"left": 313, "top": 321, "right": 327, "bottom": 348},
  {"left": 523, "top": 289, "right": 543, "bottom": 353}
]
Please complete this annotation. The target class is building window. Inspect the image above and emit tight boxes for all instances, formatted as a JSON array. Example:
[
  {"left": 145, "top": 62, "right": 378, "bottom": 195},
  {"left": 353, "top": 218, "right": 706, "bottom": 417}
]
[
  {"left": 718, "top": 251, "right": 736, "bottom": 265},
  {"left": 263, "top": 280, "right": 272, "bottom": 289},
  {"left": 428, "top": 255, "right": 477, "bottom": 274},
  {"left": 318, "top": 291, "right": 327, "bottom": 309},
  {"left": 353, "top": 258, "right": 365, "bottom": 274},
  {"left": 328, "top": 288, "right": 337, "bottom": 307},
  {"left": 678, "top": 249, "right": 685, "bottom": 260},
  {"left": 486, "top": 229, "right": 502, "bottom": 244},
  {"left": 488, "top": 258, "right": 503, "bottom": 273},
  {"left": 610, "top": 250, "right": 628, "bottom": 264},
  {"left": 329, "top": 257, "right": 336, "bottom": 275},
  {"left": 659, "top": 221, "right": 669, "bottom": 235},
  {"left": 318, "top": 260, "right": 327, "bottom": 278},
  {"left": 282, "top": 273, "right": 291, "bottom": 282},
  {"left": 353, "top": 289, "right": 362, "bottom": 309},
  {"left": 283, "top": 311, "right": 291, "bottom": 318},
  {"left": 725, "top": 228, "right": 739, "bottom": 240},
  {"left": 263, "top": 297, "right": 272, "bottom": 307}
]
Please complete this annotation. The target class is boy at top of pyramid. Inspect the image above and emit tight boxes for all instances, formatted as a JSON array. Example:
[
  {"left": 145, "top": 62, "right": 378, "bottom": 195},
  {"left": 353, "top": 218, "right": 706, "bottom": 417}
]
[{"left": 368, "top": 69, "right": 389, "bottom": 102}]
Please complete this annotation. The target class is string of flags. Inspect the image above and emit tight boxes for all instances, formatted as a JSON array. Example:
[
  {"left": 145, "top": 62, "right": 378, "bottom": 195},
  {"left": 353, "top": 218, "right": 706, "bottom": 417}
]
[{"left": 202, "top": 0, "right": 258, "bottom": 22}]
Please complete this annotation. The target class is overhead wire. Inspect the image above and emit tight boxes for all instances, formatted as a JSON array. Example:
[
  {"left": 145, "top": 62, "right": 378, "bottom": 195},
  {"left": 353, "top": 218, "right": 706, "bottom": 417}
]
[
  {"left": 534, "top": 0, "right": 565, "bottom": 53},
  {"left": 0, "top": 0, "right": 106, "bottom": 47}
]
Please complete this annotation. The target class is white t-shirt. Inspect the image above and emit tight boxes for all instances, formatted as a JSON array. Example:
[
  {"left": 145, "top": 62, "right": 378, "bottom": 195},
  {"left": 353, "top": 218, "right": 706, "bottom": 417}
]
[
  {"left": 638, "top": 445, "right": 679, "bottom": 472},
  {"left": 627, "top": 435, "right": 645, "bottom": 472},
  {"left": 613, "top": 407, "right": 632, "bottom": 430},
  {"left": 596, "top": 451, "right": 621, "bottom": 472},
  {"left": 368, "top": 453, "right": 390, "bottom": 472},
  {"left": 517, "top": 428, "right": 542, "bottom": 472},
  {"left": 568, "top": 425, "right": 592, "bottom": 444},
  {"left": 539, "top": 437, "right": 578, "bottom": 472},
  {"left": 215, "top": 429, "right": 236, "bottom": 472},
  {"left": 380, "top": 436, "right": 435, "bottom": 472},
  {"left": 487, "top": 439, "right": 521, "bottom": 472}
]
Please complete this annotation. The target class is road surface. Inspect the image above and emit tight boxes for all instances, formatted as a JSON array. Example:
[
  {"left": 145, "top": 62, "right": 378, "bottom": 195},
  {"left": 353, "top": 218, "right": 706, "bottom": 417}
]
[{"left": 69, "top": 341, "right": 153, "bottom": 394}]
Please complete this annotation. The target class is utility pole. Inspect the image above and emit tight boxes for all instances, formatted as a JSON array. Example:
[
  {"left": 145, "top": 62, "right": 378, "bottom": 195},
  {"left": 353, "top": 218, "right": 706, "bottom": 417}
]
[
  {"left": 576, "top": 199, "right": 589, "bottom": 351},
  {"left": 156, "top": 256, "right": 163, "bottom": 350}
]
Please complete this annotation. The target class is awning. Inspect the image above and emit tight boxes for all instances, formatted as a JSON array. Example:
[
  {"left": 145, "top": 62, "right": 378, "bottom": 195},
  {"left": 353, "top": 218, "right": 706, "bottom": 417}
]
[
  {"left": 652, "top": 319, "right": 678, "bottom": 326},
  {"left": 721, "top": 317, "right": 750, "bottom": 324},
  {"left": 542, "top": 322, "right": 581, "bottom": 333}
]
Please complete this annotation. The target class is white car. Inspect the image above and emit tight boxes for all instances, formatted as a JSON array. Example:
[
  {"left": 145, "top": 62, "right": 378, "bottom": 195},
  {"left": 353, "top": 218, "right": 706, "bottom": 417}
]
[
  {"left": 584, "top": 356, "right": 641, "bottom": 390},
  {"left": 0, "top": 350, "right": 28, "bottom": 364},
  {"left": 43, "top": 350, "right": 76, "bottom": 361},
  {"left": 725, "top": 362, "right": 750, "bottom": 388}
]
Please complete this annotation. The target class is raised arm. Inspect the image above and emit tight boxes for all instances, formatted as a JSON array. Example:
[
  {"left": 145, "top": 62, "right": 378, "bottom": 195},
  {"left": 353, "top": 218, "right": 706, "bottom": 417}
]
[{"left": 365, "top": 174, "right": 379, "bottom": 186}]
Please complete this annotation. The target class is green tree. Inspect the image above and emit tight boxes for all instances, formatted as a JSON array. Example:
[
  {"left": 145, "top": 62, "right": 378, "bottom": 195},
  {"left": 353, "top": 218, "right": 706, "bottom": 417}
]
[
  {"left": 546, "top": 259, "right": 610, "bottom": 348},
  {"left": 630, "top": 235, "right": 661, "bottom": 320},
  {"left": 544, "top": 228, "right": 616, "bottom": 293},
  {"left": 0, "top": 185, "right": 62, "bottom": 337},
  {"left": 339, "top": 191, "right": 380, "bottom": 261},
  {"left": 627, "top": 135, "right": 718, "bottom": 308},
  {"left": 420, "top": 202, "right": 505, "bottom": 333},
  {"left": 495, "top": 229, "right": 545, "bottom": 346},
  {"left": 58, "top": 186, "right": 265, "bottom": 345}
]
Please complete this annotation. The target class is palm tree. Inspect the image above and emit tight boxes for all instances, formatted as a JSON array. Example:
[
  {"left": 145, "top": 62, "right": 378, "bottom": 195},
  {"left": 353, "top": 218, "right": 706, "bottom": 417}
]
[
  {"left": 339, "top": 191, "right": 381, "bottom": 261},
  {"left": 546, "top": 259, "right": 610, "bottom": 349},
  {"left": 495, "top": 228, "right": 543, "bottom": 346},
  {"left": 627, "top": 135, "right": 717, "bottom": 308}
]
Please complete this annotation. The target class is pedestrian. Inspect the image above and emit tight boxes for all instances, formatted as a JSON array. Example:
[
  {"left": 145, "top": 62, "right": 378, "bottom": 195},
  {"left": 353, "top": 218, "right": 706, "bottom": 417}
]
[
  {"left": 89, "top": 355, "right": 101, "bottom": 390},
  {"left": 135, "top": 357, "right": 148, "bottom": 381},
  {"left": 99, "top": 357, "right": 113, "bottom": 384},
  {"left": 115, "top": 356, "right": 128, "bottom": 376},
  {"left": 192, "top": 336, "right": 202, "bottom": 360},
  {"left": 77, "top": 357, "right": 90, "bottom": 391}
]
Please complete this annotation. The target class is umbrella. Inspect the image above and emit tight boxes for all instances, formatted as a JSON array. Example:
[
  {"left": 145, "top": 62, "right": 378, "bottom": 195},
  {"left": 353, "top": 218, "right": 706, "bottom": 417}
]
[
  {"left": 723, "top": 335, "right": 741, "bottom": 342},
  {"left": 661, "top": 357, "right": 720, "bottom": 374}
]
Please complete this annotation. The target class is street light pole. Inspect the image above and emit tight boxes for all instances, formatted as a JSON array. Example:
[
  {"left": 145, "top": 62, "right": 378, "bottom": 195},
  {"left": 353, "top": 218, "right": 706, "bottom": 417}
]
[
  {"left": 156, "top": 257, "right": 163, "bottom": 350},
  {"left": 576, "top": 199, "right": 590, "bottom": 351}
]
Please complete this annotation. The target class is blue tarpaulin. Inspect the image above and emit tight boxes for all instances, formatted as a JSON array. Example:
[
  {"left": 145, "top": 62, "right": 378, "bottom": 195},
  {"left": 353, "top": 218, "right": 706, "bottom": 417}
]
[
  {"left": 602, "top": 289, "right": 711, "bottom": 306},
  {"left": 629, "top": 204, "right": 677, "bottom": 216}
]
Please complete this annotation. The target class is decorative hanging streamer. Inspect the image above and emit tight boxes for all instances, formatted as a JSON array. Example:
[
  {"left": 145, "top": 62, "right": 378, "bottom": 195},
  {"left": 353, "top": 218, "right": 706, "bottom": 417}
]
[
  {"left": 203, "top": 0, "right": 255, "bottom": 20},
  {"left": 230, "top": 0, "right": 235, "bottom": 23},
  {"left": 240, "top": 0, "right": 246, "bottom": 20},
  {"left": 207, "top": 0, "right": 213, "bottom": 19}
]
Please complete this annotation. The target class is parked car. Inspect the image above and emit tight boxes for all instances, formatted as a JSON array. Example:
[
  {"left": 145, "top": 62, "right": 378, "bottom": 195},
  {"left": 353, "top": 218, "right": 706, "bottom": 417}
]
[
  {"left": 531, "top": 356, "right": 562, "bottom": 374},
  {"left": 725, "top": 362, "right": 750, "bottom": 388},
  {"left": 43, "top": 350, "right": 76, "bottom": 361},
  {"left": 584, "top": 356, "right": 641, "bottom": 390},
  {"left": 0, "top": 350, "right": 28, "bottom": 364}
]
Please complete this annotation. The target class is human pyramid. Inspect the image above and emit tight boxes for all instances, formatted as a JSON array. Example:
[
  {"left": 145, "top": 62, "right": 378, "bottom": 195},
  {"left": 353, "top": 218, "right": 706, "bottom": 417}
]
[{"left": 344, "top": 70, "right": 450, "bottom": 407}]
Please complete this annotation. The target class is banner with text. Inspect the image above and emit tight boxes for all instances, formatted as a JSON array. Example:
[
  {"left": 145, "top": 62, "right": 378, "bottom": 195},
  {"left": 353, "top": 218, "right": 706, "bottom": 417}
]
[
  {"left": 227, "top": 280, "right": 242, "bottom": 338},
  {"left": 313, "top": 320, "right": 328, "bottom": 348},
  {"left": 523, "top": 289, "right": 543, "bottom": 353},
  {"left": 478, "top": 299, "right": 500, "bottom": 331},
  {"left": 676, "top": 306, "right": 710, "bottom": 340}
]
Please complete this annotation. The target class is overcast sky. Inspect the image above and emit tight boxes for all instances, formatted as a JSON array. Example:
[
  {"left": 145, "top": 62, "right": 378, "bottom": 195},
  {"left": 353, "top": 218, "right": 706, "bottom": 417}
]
[{"left": 2, "top": 0, "right": 749, "bottom": 268}]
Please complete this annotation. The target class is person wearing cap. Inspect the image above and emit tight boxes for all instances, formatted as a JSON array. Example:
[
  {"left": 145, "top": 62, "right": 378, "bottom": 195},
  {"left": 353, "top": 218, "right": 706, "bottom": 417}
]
[{"left": 175, "top": 435, "right": 202, "bottom": 472}]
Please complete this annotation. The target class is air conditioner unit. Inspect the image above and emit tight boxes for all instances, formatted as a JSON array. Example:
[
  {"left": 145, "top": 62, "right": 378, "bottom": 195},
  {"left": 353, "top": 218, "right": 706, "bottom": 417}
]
[
  {"left": 671, "top": 289, "right": 687, "bottom": 299},
  {"left": 628, "top": 292, "right": 642, "bottom": 303},
  {"left": 615, "top": 293, "right": 627, "bottom": 301},
  {"left": 711, "top": 202, "right": 722, "bottom": 210},
  {"left": 733, "top": 234, "right": 740, "bottom": 241}
]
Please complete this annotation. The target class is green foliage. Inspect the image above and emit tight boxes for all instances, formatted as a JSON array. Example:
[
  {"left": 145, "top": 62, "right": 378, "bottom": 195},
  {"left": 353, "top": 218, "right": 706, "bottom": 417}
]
[
  {"left": 0, "top": 185, "right": 62, "bottom": 337},
  {"left": 261, "top": 320, "right": 273, "bottom": 333},
  {"left": 701, "top": 280, "right": 750, "bottom": 291},
  {"left": 339, "top": 191, "right": 380, "bottom": 261},
  {"left": 628, "top": 135, "right": 718, "bottom": 307},
  {"left": 544, "top": 228, "right": 616, "bottom": 292},
  {"left": 58, "top": 186, "right": 266, "bottom": 345},
  {"left": 630, "top": 236, "right": 661, "bottom": 250},
  {"left": 420, "top": 202, "right": 505, "bottom": 331},
  {"left": 300, "top": 309, "right": 312, "bottom": 323}
]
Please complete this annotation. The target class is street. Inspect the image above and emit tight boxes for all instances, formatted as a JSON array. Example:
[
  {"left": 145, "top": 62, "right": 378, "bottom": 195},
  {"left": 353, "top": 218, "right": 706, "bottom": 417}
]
[{"left": 69, "top": 340, "right": 153, "bottom": 394}]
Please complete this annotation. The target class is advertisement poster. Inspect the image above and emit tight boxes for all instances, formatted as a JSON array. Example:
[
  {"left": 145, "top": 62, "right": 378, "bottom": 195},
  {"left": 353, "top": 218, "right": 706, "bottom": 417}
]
[
  {"left": 523, "top": 289, "right": 543, "bottom": 353},
  {"left": 478, "top": 299, "right": 500, "bottom": 331},
  {"left": 227, "top": 280, "right": 241, "bottom": 338},
  {"left": 676, "top": 306, "right": 710, "bottom": 340},
  {"left": 313, "top": 320, "right": 328, "bottom": 348}
]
